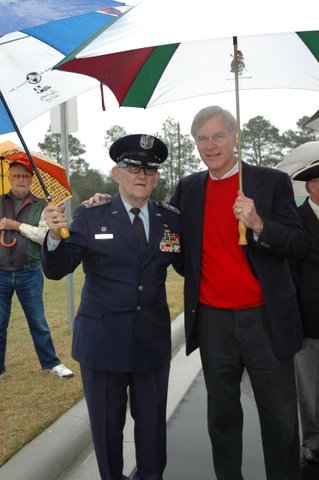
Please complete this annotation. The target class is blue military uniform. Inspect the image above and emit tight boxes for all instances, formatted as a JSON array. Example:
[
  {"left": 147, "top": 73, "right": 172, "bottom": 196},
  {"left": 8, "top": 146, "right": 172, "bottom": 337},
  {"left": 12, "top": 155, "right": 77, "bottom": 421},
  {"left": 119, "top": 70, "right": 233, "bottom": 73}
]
[
  {"left": 41, "top": 133, "right": 183, "bottom": 480},
  {"left": 42, "top": 194, "right": 182, "bottom": 372}
]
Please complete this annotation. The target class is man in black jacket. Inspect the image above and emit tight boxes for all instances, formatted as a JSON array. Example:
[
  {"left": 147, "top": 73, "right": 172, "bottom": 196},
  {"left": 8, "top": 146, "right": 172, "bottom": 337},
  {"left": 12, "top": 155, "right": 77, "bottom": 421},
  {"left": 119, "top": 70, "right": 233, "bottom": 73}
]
[
  {"left": 170, "top": 106, "right": 308, "bottom": 480},
  {"left": 292, "top": 161, "right": 319, "bottom": 465}
]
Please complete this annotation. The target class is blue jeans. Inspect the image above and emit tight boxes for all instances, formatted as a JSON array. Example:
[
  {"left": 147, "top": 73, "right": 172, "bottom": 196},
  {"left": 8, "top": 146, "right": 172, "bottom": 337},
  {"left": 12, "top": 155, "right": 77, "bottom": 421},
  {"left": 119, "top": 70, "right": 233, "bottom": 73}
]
[{"left": 0, "top": 263, "right": 60, "bottom": 375}]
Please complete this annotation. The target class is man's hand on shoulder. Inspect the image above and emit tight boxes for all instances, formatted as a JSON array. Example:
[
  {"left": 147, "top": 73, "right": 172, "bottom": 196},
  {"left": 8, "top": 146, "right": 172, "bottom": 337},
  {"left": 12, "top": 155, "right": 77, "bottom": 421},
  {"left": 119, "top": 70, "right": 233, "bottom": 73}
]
[{"left": 82, "top": 193, "right": 111, "bottom": 206}]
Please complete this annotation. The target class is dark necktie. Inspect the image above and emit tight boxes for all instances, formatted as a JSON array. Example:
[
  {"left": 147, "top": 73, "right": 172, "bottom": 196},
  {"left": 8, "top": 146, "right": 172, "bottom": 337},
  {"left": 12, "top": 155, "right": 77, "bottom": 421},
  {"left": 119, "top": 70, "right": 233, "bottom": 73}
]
[{"left": 130, "top": 208, "right": 148, "bottom": 254}]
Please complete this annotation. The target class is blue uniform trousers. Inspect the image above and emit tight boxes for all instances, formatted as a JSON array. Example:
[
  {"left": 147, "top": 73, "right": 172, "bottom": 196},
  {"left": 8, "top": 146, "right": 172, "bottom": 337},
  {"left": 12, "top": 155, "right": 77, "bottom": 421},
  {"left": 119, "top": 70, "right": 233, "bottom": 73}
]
[{"left": 80, "top": 362, "right": 170, "bottom": 480}]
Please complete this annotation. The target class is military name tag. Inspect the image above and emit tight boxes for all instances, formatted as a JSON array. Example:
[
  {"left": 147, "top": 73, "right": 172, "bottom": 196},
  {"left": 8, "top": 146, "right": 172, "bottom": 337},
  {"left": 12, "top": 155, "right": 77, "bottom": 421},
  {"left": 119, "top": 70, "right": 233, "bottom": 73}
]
[{"left": 95, "top": 234, "right": 113, "bottom": 239}]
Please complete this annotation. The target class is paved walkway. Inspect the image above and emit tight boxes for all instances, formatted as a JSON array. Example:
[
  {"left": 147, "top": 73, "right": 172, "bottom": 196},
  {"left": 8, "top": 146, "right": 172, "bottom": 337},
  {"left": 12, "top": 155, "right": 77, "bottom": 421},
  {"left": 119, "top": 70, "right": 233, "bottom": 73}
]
[
  {"left": 0, "top": 314, "right": 202, "bottom": 480},
  {"left": 1, "top": 312, "right": 318, "bottom": 479},
  {"left": 165, "top": 371, "right": 265, "bottom": 479},
  {"left": 165, "top": 371, "right": 319, "bottom": 480}
]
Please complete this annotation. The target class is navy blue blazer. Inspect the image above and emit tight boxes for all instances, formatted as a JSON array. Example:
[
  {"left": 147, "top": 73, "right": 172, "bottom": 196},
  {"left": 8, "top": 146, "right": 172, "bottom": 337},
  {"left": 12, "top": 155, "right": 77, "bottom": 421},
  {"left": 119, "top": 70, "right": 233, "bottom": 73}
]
[
  {"left": 41, "top": 194, "right": 182, "bottom": 372},
  {"left": 171, "top": 162, "right": 308, "bottom": 360},
  {"left": 292, "top": 198, "right": 319, "bottom": 338}
]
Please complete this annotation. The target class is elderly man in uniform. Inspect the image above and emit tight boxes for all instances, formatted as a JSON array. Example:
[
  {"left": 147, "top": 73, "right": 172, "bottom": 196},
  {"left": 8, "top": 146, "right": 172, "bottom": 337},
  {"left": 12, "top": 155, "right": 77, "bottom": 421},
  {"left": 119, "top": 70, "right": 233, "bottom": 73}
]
[
  {"left": 41, "top": 134, "right": 182, "bottom": 480},
  {"left": 291, "top": 161, "right": 319, "bottom": 465}
]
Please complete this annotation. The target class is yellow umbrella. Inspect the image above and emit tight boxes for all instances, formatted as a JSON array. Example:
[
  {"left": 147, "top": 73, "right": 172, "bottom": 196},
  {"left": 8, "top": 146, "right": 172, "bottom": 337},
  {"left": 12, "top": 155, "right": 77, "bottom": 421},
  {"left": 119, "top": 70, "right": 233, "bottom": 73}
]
[{"left": 0, "top": 141, "right": 72, "bottom": 204}]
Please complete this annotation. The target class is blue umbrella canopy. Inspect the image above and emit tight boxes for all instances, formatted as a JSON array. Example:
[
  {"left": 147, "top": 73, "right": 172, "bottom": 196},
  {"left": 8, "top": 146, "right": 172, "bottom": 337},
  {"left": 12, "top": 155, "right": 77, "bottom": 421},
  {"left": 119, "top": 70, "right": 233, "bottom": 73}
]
[
  {"left": 0, "top": 0, "right": 130, "bottom": 134},
  {"left": 0, "top": 0, "right": 127, "bottom": 36}
]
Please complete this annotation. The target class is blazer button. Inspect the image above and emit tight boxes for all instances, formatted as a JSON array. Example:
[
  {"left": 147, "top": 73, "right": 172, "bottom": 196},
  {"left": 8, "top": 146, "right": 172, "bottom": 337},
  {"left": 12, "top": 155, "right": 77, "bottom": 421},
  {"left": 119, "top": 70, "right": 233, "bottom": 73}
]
[
  {"left": 137, "top": 306, "right": 142, "bottom": 311},
  {"left": 138, "top": 285, "right": 144, "bottom": 291}
]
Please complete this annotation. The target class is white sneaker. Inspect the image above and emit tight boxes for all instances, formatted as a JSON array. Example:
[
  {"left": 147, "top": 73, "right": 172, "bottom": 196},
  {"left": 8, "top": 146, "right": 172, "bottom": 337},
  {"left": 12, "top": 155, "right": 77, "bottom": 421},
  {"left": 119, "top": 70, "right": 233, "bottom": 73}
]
[
  {"left": 47, "top": 363, "right": 74, "bottom": 379},
  {"left": 0, "top": 372, "right": 4, "bottom": 381}
]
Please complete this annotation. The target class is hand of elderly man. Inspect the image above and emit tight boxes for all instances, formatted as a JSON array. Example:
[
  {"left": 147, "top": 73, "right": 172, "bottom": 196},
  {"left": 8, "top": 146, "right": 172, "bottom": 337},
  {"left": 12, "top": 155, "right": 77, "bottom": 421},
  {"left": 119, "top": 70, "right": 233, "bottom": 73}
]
[{"left": 43, "top": 205, "right": 68, "bottom": 240}]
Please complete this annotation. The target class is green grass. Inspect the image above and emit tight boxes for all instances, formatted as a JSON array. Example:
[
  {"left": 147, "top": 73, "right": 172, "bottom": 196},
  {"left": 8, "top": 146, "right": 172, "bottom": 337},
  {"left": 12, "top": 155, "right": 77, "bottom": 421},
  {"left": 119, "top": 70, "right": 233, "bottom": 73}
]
[{"left": 0, "top": 266, "right": 183, "bottom": 466}]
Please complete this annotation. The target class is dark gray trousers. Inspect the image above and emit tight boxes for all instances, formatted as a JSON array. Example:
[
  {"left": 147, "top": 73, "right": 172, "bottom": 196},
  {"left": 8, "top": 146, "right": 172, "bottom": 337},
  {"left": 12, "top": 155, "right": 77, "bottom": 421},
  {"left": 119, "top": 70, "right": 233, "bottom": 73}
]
[{"left": 197, "top": 304, "right": 300, "bottom": 480}]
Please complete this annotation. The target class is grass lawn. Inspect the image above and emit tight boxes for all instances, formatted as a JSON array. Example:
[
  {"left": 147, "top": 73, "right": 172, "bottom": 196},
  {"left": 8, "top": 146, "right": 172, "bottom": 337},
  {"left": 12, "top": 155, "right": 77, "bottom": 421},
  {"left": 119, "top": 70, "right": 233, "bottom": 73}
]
[{"left": 0, "top": 266, "right": 183, "bottom": 466}]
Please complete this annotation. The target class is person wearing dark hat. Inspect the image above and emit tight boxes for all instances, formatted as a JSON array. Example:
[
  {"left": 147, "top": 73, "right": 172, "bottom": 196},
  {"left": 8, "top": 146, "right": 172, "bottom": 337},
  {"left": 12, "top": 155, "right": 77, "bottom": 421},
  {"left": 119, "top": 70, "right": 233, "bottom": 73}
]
[
  {"left": 291, "top": 161, "right": 319, "bottom": 465},
  {"left": 0, "top": 160, "right": 73, "bottom": 380},
  {"left": 41, "top": 134, "right": 182, "bottom": 480}
]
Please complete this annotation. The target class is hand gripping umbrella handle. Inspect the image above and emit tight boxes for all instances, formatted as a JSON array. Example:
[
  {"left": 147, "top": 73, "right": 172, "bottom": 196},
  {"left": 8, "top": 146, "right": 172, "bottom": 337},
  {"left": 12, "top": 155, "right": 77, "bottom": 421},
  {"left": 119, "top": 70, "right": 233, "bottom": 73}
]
[{"left": 0, "top": 90, "right": 70, "bottom": 239}]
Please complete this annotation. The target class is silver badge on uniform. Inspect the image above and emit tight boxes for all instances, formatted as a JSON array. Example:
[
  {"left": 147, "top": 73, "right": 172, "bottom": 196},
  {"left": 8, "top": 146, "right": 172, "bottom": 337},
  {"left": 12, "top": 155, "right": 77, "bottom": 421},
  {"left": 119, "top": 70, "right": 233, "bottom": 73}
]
[{"left": 140, "top": 135, "right": 154, "bottom": 150}]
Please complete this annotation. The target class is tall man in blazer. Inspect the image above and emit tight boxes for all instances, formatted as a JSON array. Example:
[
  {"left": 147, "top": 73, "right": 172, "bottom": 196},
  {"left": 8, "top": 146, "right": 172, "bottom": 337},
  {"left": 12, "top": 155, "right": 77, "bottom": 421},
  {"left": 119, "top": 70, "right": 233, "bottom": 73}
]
[
  {"left": 170, "top": 106, "right": 308, "bottom": 480},
  {"left": 41, "top": 134, "right": 182, "bottom": 480},
  {"left": 291, "top": 162, "right": 319, "bottom": 465}
]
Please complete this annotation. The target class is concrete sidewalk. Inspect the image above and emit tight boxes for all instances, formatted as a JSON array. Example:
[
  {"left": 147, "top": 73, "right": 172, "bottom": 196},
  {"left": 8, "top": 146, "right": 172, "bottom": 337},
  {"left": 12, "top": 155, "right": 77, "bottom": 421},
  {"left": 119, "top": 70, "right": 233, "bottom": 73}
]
[{"left": 0, "top": 314, "right": 202, "bottom": 480}]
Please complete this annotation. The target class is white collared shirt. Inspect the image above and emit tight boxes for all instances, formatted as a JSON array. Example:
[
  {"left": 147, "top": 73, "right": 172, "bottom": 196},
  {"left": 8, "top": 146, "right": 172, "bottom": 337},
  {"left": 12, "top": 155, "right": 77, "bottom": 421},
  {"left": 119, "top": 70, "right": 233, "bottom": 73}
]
[
  {"left": 209, "top": 161, "right": 239, "bottom": 180},
  {"left": 309, "top": 197, "right": 319, "bottom": 219}
]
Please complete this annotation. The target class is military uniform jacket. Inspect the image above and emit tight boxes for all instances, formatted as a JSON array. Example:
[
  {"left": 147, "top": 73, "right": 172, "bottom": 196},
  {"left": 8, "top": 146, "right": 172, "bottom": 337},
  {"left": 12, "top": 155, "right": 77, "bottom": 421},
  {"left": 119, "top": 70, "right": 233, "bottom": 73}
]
[
  {"left": 41, "top": 194, "right": 182, "bottom": 372},
  {"left": 170, "top": 162, "right": 308, "bottom": 360}
]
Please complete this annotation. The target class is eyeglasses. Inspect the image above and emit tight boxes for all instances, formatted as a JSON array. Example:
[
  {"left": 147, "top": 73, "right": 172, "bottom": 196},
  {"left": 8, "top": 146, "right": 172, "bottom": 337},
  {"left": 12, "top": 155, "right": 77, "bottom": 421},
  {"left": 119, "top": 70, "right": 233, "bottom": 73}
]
[
  {"left": 118, "top": 165, "right": 158, "bottom": 176},
  {"left": 9, "top": 173, "right": 32, "bottom": 180}
]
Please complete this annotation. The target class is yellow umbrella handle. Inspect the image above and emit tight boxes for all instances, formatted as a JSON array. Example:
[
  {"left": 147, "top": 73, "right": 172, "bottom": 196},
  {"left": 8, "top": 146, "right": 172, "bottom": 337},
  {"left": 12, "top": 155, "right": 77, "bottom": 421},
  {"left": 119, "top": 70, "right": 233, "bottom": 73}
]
[
  {"left": 59, "top": 227, "right": 70, "bottom": 239},
  {"left": 238, "top": 220, "right": 247, "bottom": 246}
]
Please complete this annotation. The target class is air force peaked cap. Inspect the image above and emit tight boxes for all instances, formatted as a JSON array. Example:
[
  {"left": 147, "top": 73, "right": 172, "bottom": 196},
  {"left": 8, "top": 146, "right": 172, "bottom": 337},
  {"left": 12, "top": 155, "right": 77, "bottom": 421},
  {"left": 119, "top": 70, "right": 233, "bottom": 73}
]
[
  {"left": 109, "top": 134, "right": 168, "bottom": 167},
  {"left": 293, "top": 160, "right": 319, "bottom": 181}
]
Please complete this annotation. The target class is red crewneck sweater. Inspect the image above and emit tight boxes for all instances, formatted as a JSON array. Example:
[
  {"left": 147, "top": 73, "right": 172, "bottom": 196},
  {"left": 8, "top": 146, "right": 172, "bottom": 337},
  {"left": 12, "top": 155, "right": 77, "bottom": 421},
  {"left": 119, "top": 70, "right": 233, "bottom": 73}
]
[{"left": 199, "top": 173, "right": 264, "bottom": 309}]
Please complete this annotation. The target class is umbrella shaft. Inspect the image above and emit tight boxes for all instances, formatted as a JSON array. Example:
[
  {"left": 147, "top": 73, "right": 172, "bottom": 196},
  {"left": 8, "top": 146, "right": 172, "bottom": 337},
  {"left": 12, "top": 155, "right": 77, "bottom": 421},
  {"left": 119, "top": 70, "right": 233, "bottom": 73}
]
[
  {"left": 232, "top": 37, "right": 243, "bottom": 194},
  {"left": 0, "top": 90, "right": 52, "bottom": 202}
]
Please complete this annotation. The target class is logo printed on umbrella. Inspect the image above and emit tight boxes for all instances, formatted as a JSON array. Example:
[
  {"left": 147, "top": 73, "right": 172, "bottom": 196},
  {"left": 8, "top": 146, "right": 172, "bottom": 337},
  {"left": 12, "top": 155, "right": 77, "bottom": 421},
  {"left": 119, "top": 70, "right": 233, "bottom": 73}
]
[
  {"left": 230, "top": 50, "right": 246, "bottom": 75},
  {"left": 227, "top": 49, "right": 252, "bottom": 83},
  {"left": 26, "top": 72, "right": 42, "bottom": 84}
]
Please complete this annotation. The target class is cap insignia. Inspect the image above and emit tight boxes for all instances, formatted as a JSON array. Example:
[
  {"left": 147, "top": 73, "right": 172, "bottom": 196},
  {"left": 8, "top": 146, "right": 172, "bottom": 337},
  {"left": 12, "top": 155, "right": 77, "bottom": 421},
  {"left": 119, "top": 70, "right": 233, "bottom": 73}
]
[{"left": 140, "top": 135, "right": 154, "bottom": 150}]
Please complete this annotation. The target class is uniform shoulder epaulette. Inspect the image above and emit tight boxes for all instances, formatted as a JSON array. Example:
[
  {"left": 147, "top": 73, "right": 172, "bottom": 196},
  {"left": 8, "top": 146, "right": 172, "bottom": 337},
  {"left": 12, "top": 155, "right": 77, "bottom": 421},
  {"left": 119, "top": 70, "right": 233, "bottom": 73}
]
[
  {"left": 157, "top": 201, "right": 180, "bottom": 215},
  {"left": 83, "top": 198, "right": 111, "bottom": 209}
]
